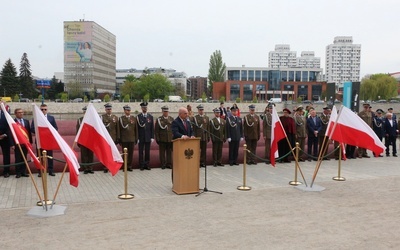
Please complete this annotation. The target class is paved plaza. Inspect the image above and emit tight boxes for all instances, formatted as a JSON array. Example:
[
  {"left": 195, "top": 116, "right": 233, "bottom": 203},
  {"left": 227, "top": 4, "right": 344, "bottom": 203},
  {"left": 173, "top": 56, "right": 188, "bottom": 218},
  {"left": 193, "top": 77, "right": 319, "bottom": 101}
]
[{"left": 0, "top": 156, "right": 400, "bottom": 249}]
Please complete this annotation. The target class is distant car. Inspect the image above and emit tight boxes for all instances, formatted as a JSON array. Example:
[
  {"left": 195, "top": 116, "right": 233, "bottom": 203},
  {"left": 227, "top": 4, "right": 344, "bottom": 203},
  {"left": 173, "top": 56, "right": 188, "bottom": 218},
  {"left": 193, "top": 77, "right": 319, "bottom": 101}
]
[
  {"left": 301, "top": 100, "right": 312, "bottom": 104},
  {"left": 73, "top": 98, "right": 83, "bottom": 103},
  {"left": 314, "top": 100, "right": 325, "bottom": 104},
  {"left": 389, "top": 100, "right": 400, "bottom": 103},
  {"left": 153, "top": 99, "right": 164, "bottom": 102},
  {"left": 376, "top": 99, "right": 387, "bottom": 103},
  {"left": 90, "top": 99, "right": 102, "bottom": 103},
  {"left": 196, "top": 98, "right": 204, "bottom": 102},
  {"left": 19, "top": 98, "right": 30, "bottom": 102}
]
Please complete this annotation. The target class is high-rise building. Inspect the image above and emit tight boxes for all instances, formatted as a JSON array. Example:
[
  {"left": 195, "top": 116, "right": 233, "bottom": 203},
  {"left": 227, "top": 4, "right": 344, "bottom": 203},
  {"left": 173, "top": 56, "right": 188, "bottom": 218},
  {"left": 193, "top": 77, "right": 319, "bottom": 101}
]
[
  {"left": 64, "top": 20, "right": 116, "bottom": 95},
  {"left": 325, "top": 36, "right": 361, "bottom": 89},
  {"left": 297, "top": 51, "right": 320, "bottom": 68},
  {"left": 268, "top": 44, "right": 297, "bottom": 68}
]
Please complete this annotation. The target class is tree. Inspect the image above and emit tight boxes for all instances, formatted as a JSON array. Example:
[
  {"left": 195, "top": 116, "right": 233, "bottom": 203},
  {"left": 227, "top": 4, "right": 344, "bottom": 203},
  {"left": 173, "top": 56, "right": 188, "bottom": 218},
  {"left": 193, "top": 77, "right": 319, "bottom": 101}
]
[
  {"left": 122, "top": 73, "right": 174, "bottom": 100},
  {"left": 120, "top": 75, "right": 138, "bottom": 100},
  {"left": 0, "top": 59, "right": 19, "bottom": 97},
  {"left": 208, "top": 50, "right": 226, "bottom": 94},
  {"left": 360, "top": 74, "right": 397, "bottom": 100},
  {"left": 47, "top": 75, "right": 65, "bottom": 100},
  {"left": 19, "top": 53, "right": 37, "bottom": 98}
]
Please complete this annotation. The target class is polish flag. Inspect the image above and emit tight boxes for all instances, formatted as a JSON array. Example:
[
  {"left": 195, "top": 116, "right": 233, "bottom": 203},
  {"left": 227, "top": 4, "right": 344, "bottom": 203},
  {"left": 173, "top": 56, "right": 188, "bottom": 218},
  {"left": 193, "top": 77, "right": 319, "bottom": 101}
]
[
  {"left": 75, "top": 103, "right": 123, "bottom": 175},
  {"left": 270, "top": 106, "right": 287, "bottom": 166},
  {"left": 33, "top": 105, "right": 80, "bottom": 187},
  {"left": 1, "top": 103, "right": 43, "bottom": 170},
  {"left": 325, "top": 106, "right": 347, "bottom": 160},
  {"left": 329, "top": 106, "right": 385, "bottom": 156}
]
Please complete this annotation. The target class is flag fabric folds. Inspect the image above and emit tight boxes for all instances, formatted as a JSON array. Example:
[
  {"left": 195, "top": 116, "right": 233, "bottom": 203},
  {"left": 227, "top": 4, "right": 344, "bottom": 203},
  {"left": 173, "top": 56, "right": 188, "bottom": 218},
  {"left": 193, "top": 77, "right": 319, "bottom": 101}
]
[
  {"left": 325, "top": 106, "right": 346, "bottom": 160},
  {"left": 270, "top": 106, "right": 287, "bottom": 166},
  {"left": 75, "top": 103, "right": 123, "bottom": 175},
  {"left": 329, "top": 106, "right": 385, "bottom": 157},
  {"left": 1, "top": 103, "right": 43, "bottom": 170},
  {"left": 32, "top": 105, "right": 80, "bottom": 187}
]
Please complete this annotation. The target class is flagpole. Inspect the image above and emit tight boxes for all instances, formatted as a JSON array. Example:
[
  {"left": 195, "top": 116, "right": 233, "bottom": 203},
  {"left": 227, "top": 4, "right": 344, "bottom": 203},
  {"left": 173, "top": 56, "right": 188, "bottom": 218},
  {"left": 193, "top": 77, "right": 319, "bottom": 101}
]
[
  {"left": 311, "top": 106, "right": 343, "bottom": 187},
  {"left": 16, "top": 143, "right": 43, "bottom": 201},
  {"left": 51, "top": 141, "right": 77, "bottom": 208},
  {"left": 283, "top": 135, "right": 308, "bottom": 187}
]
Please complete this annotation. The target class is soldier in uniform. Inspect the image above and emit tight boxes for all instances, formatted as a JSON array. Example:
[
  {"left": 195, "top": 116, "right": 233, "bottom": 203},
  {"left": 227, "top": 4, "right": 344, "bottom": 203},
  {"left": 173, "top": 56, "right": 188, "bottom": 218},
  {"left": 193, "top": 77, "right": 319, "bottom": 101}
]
[
  {"left": 76, "top": 106, "right": 94, "bottom": 174},
  {"left": 226, "top": 106, "right": 243, "bottom": 166},
  {"left": 294, "top": 106, "right": 306, "bottom": 161},
  {"left": 101, "top": 103, "right": 119, "bottom": 173},
  {"left": 318, "top": 106, "right": 331, "bottom": 160},
  {"left": 372, "top": 109, "right": 385, "bottom": 157},
  {"left": 155, "top": 106, "right": 174, "bottom": 169},
  {"left": 261, "top": 103, "right": 273, "bottom": 164},
  {"left": 118, "top": 105, "right": 137, "bottom": 171},
  {"left": 137, "top": 102, "right": 154, "bottom": 170},
  {"left": 358, "top": 103, "right": 373, "bottom": 158},
  {"left": 209, "top": 108, "right": 226, "bottom": 167},
  {"left": 243, "top": 104, "right": 260, "bottom": 165},
  {"left": 192, "top": 104, "right": 210, "bottom": 168}
]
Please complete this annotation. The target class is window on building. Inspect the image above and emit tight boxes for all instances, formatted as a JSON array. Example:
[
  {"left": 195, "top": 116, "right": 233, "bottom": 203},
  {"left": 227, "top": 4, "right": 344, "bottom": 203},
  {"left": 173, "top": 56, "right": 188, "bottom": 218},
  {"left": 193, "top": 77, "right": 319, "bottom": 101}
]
[
  {"left": 302, "top": 71, "right": 309, "bottom": 82},
  {"left": 243, "top": 84, "right": 253, "bottom": 101},
  {"left": 230, "top": 83, "right": 240, "bottom": 101},
  {"left": 241, "top": 70, "right": 247, "bottom": 81},
  {"left": 268, "top": 70, "right": 280, "bottom": 90},
  {"left": 255, "top": 70, "right": 261, "bottom": 81},
  {"left": 281, "top": 71, "right": 287, "bottom": 81},
  {"left": 288, "top": 71, "right": 294, "bottom": 81},
  {"left": 228, "top": 70, "right": 240, "bottom": 80},
  {"left": 262, "top": 71, "right": 268, "bottom": 81},
  {"left": 248, "top": 70, "right": 254, "bottom": 81},
  {"left": 295, "top": 71, "right": 301, "bottom": 81}
]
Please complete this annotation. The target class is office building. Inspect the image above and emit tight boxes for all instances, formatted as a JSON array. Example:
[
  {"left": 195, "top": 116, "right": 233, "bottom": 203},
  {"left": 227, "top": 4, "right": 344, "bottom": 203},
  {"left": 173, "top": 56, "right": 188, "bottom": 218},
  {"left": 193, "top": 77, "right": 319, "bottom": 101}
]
[
  {"left": 64, "top": 20, "right": 116, "bottom": 94},
  {"left": 268, "top": 44, "right": 297, "bottom": 68}
]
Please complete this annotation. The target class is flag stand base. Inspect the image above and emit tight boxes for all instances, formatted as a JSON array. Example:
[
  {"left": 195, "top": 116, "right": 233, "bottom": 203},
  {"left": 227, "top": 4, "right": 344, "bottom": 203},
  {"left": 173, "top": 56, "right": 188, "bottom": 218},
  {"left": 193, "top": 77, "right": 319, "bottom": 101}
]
[
  {"left": 36, "top": 200, "right": 53, "bottom": 206},
  {"left": 332, "top": 176, "right": 346, "bottom": 181},
  {"left": 237, "top": 186, "right": 251, "bottom": 191},
  {"left": 27, "top": 205, "right": 66, "bottom": 218},
  {"left": 118, "top": 194, "right": 134, "bottom": 200},
  {"left": 289, "top": 181, "right": 302, "bottom": 186},
  {"left": 295, "top": 184, "right": 325, "bottom": 192}
]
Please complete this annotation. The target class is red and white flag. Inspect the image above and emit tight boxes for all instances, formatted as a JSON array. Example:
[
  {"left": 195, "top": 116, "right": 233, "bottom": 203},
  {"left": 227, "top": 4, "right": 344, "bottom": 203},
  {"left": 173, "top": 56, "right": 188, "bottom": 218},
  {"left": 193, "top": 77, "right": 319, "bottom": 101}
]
[
  {"left": 325, "top": 106, "right": 347, "bottom": 160},
  {"left": 75, "top": 103, "right": 123, "bottom": 175},
  {"left": 1, "top": 103, "right": 43, "bottom": 170},
  {"left": 32, "top": 105, "right": 80, "bottom": 187},
  {"left": 270, "top": 106, "right": 287, "bottom": 166},
  {"left": 329, "top": 106, "right": 385, "bottom": 156}
]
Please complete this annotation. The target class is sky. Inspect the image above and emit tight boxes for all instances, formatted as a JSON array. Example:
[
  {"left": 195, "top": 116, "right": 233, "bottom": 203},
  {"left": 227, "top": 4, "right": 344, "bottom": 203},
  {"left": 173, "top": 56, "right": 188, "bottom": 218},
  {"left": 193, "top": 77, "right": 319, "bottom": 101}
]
[{"left": 1, "top": 0, "right": 399, "bottom": 79}]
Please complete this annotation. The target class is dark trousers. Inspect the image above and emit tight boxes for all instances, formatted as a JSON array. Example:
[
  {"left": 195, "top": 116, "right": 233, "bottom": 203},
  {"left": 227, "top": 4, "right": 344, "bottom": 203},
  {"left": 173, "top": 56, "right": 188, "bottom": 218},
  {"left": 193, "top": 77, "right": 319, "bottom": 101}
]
[
  {"left": 307, "top": 135, "right": 319, "bottom": 157},
  {"left": 346, "top": 145, "right": 356, "bottom": 158},
  {"left": 121, "top": 142, "right": 134, "bottom": 169},
  {"left": 228, "top": 140, "right": 239, "bottom": 164},
  {"left": 15, "top": 145, "right": 28, "bottom": 175},
  {"left": 264, "top": 138, "right": 271, "bottom": 160},
  {"left": 246, "top": 139, "right": 258, "bottom": 162},
  {"left": 0, "top": 139, "right": 10, "bottom": 174},
  {"left": 139, "top": 141, "right": 151, "bottom": 167},
  {"left": 159, "top": 141, "right": 172, "bottom": 167},
  {"left": 278, "top": 134, "right": 294, "bottom": 161},
  {"left": 385, "top": 136, "right": 397, "bottom": 155},
  {"left": 212, "top": 141, "right": 223, "bottom": 163},
  {"left": 80, "top": 145, "right": 94, "bottom": 170},
  {"left": 200, "top": 140, "right": 207, "bottom": 165}
]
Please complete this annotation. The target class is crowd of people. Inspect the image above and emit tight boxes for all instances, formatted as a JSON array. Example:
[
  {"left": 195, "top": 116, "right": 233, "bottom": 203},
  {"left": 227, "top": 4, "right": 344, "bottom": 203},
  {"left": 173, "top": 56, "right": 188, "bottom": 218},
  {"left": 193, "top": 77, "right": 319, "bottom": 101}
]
[{"left": 0, "top": 101, "right": 399, "bottom": 178}]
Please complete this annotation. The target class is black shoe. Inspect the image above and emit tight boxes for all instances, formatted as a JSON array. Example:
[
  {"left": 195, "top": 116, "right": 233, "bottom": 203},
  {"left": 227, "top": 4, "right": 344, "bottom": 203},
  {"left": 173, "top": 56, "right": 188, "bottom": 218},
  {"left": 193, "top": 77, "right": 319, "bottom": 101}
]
[
  {"left": 363, "top": 155, "right": 370, "bottom": 158},
  {"left": 230, "top": 163, "right": 233, "bottom": 166},
  {"left": 16, "top": 174, "right": 21, "bottom": 178},
  {"left": 21, "top": 174, "right": 29, "bottom": 177},
  {"left": 233, "top": 163, "right": 239, "bottom": 166},
  {"left": 49, "top": 172, "right": 55, "bottom": 176},
  {"left": 386, "top": 154, "right": 390, "bottom": 157},
  {"left": 146, "top": 166, "right": 151, "bottom": 170},
  {"left": 166, "top": 165, "right": 172, "bottom": 169},
  {"left": 379, "top": 155, "right": 383, "bottom": 157},
  {"left": 323, "top": 158, "right": 330, "bottom": 161},
  {"left": 299, "top": 158, "right": 305, "bottom": 162},
  {"left": 4, "top": 173, "right": 10, "bottom": 178},
  {"left": 140, "top": 167, "right": 144, "bottom": 171},
  {"left": 217, "top": 163, "right": 224, "bottom": 167},
  {"left": 200, "top": 164, "right": 206, "bottom": 168},
  {"left": 161, "top": 165, "right": 166, "bottom": 170},
  {"left": 103, "top": 169, "right": 109, "bottom": 173},
  {"left": 83, "top": 170, "right": 89, "bottom": 174},
  {"left": 213, "top": 163, "right": 217, "bottom": 167},
  {"left": 128, "top": 168, "right": 133, "bottom": 171},
  {"left": 38, "top": 173, "right": 42, "bottom": 177},
  {"left": 251, "top": 161, "right": 257, "bottom": 165},
  {"left": 246, "top": 162, "right": 252, "bottom": 165},
  {"left": 393, "top": 154, "right": 398, "bottom": 157}
]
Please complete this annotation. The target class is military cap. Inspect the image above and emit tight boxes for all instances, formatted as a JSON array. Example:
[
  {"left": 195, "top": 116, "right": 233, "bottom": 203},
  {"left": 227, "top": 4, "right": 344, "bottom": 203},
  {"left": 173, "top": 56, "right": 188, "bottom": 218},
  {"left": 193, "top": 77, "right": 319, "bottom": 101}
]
[
  {"left": 196, "top": 104, "right": 204, "bottom": 110},
  {"left": 82, "top": 106, "right": 87, "bottom": 111},
  {"left": 230, "top": 106, "right": 238, "bottom": 111},
  {"left": 248, "top": 104, "right": 256, "bottom": 110},
  {"left": 388, "top": 107, "right": 393, "bottom": 111},
  {"left": 283, "top": 108, "right": 291, "bottom": 114},
  {"left": 363, "top": 103, "right": 370, "bottom": 107},
  {"left": 267, "top": 102, "right": 275, "bottom": 108},
  {"left": 161, "top": 106, "right": 169, "bottom": 111},
  {"left": 213, "top": 108, "right": 221, "bottom": 113},
  {"left": 123, "top": 105, "right": 131, "bottom": 111},
  {"left": 376, "top": 109, "right": 384, "bottom": 114},
  {"left": 322, "top": 106, "right": 331, "bottom": 110},
  {"left": 220, "top": 101, "right": 224, "bottom": 105},
  {"left": 104, "top": 103, "right": 112, "bottom": 108},
  {"left": 140, "top": 102, "right": 148, "bottom": 107},
  {"left": 296, "top": 105, "right": 304, "bottom": 111}
]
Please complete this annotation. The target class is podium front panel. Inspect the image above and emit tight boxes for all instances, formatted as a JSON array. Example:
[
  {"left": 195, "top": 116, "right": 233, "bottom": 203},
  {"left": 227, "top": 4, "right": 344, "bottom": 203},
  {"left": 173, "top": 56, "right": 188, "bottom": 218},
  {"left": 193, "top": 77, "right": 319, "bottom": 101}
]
[{"left": 172, "top": 138, "right": 200, "bottom": 194}]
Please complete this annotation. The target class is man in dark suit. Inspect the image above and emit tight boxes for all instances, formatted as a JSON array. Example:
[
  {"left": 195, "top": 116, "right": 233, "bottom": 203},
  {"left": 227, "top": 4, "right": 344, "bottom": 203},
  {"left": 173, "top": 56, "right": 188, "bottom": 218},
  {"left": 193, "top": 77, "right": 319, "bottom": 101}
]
[
  {"left": 219, "top": 102, "right": 228, "bottom": 120},
  {"left": 13, "top": 108, "right": 32, "bottom": 178},
  {"left": 384, "top": 112, "right": 398, "bottom": 157},
  {"left": 372, "top": 109, "right": 385, "bottom": 157},
  {"left": 137, "top": 102, "right": 154, "bottom": 170},
  {"left": 306, "top": 109, "right": 322, "bottom": 161},
  {"left": 172, "top": 107, "right": 194, "bottom": 139},
  {"left": 226, "top": 106, "right": 243, "bottom": 166},
  {"left": 0, "top": 103, "right": 11, "bottom": 178},
  {"left": 31, "top": 103, "right": 58, "bottom": 176}
]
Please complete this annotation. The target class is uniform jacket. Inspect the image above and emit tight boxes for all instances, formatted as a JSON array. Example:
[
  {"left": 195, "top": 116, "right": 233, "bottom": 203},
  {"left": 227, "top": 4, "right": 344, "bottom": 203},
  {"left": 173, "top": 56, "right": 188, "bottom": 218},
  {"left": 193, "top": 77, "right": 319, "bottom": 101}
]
[
  {"left": 372, "top": 116, "right": 385, "bottom": 138},
  {"left": 226, "top": 116, "right": 243, "bottom": 141},
  {"left": 137, "top": 113, "right": 154, "bottom": 142},
  {"left": 243, "top": 114, "right": 260, "bottom": 141},
  {"left": 101, "top": 113, "right": 119, "bottom": 143},
  {"left": 209, "top": 117, "right": 226, "bottom": 142},
  {"left": 262, "top": 112, "right": 272, "bottom": 140},
  {"left": 294, "top": 114, "right": 307, "bottom": 138},
  {"left": 171, "top": 117, "right": 193, "bottom": 139},
  {"left": 155, "top": 115, "right": 174, "bottom": 143},
  {"left": 119, "top": 115, "right": 137, "bottom": 143},
  {"left": 319, "top": 113, "right": 330, "bottom": 135},
  {"left": 358, "top": 110, "right": 373, "bottom": 128},
  {"left": 192, "top": 114, "right": 210, "bottom": 141}
]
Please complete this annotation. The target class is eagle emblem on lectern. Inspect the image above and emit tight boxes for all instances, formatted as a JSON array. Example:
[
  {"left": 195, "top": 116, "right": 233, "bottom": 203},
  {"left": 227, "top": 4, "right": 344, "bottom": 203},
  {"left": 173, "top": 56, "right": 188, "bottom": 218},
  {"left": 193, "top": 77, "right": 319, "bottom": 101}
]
[{"left": 184, "top": 148, "right": 194, "bottom": 159}]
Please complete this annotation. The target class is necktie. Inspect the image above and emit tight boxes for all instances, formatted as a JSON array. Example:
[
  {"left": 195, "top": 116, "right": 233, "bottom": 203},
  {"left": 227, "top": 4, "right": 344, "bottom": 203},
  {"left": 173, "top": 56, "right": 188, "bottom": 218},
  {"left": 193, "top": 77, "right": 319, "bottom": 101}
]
[
  {"left": 20, "top": 119, "right": 24, "bottom": 127},
  {"left": 183, "top": 120, "right": 188, "bottom": 131}
]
